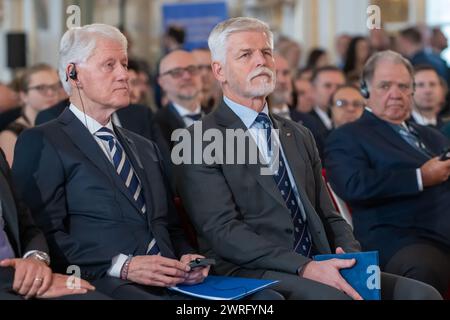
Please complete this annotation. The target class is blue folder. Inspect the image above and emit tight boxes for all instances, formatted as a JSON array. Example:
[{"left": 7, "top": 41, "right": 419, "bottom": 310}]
[
  {"left": 313, "top": 251, "right": 381, "bottom": 300},
  {"left": 170, "top": 276, "right": 279, "bottom": 300}
]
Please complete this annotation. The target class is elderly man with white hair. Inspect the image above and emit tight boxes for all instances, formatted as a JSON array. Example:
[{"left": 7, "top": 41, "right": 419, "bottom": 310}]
[
  {"left": 175, "top": 17, "right": 442, "bottom": 300},
  {"left": 11, "top": 23, "right": 210, "bottom": 300}
]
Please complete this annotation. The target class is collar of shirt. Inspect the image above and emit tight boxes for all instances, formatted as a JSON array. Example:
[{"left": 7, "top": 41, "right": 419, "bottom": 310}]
[
  {"left": 223, "top": 96, "right": 270, "bottom": 129},
  {"left": 172, "top": 102, "right": 201, "bottom": 118},
  {"left": 366, "top": 107, "right": 409, "bottom": 129},
  {"left": 313, "top": 106, "right": 333, "bottom": 130},
  {"left": 411, "top": 110, "right": 437, "bottom": 126},
  {"left": 69, "top": 103, "right": 114, "bottom": 135}
]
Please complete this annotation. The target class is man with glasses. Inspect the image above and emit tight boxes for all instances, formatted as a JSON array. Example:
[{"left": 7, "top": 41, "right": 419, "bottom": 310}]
[
  {"left": 329, "top": 85, "right": 365, "bottom": 128},
  {"left": 153, "top": 50, "right": 203, "bottom": 150},
  {"left": 325, "top": 50, "right": 450, "bottom": 295}
]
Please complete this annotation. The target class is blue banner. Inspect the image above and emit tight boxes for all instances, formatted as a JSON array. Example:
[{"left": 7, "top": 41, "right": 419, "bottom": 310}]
[{"left": 162, "top": 1, "right": 228, "bottom": 51}]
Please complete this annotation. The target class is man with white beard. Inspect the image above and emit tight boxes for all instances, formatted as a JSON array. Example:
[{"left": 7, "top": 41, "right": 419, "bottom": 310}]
[{"left": 174, "top": 17, "right": 441, "bottom": 300}]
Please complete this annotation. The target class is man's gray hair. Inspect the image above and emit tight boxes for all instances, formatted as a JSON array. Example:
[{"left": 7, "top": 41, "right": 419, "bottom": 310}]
[
  {"left": 208, "top": 17, "right": 273, "bottom": 64},
  {"left": 362, "top": 50, "right": 414, "bottom": 87},
  {"left": 58, "top": 23, "right": 127, "bottom": 95}
]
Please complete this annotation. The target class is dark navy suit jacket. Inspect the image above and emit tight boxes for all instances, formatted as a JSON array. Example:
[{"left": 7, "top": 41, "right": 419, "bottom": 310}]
[
  {"left": 325, "top": 110, "right": 450, "bottom": 266},
  {"left": 12, "top": 108, "right": 192, "bottom": 280}
]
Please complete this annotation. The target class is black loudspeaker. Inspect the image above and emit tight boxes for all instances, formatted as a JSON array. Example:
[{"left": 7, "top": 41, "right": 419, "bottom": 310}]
[{"left": 6, "top": 32, "right": 27, "bottom": 69}]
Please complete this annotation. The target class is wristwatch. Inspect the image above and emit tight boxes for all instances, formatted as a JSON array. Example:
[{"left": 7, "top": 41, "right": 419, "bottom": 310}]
[{"left": 29, "top": 251, "right": 51, "bottom": 266}]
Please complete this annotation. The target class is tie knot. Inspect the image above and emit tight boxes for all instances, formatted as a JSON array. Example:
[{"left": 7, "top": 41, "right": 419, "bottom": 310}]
[
  {"left": 185, "top": 113, "right": 202, "bottom": 121},
  {"left": 255, "top": 113, "right": 272, "bottom": 129},
  {"left": 95, "top": 127, "right": 115, "bottom": 141}
]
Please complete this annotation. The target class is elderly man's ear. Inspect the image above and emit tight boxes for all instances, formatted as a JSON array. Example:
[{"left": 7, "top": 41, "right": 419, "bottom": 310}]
[{"left": 211, "top": 62, "right": 225, "bottom": 83}]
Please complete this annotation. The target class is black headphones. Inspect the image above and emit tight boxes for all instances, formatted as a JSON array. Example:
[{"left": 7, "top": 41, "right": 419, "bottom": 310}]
[
  {"left": 360, "top": 79, "right": 370, "bottom": 99},
  {"left": 360, "top": 64, "right": 416, "bottom": 100},
  {"left": 67, "top": 63, "right": 78, "bottom": 81}
]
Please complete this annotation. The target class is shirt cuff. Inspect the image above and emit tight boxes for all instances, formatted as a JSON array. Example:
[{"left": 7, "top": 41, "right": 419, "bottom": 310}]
[
  {"left": 416, "top": 168, "right": 423, "bottom": 191},
  {"left": 107, "top": 254, "right": 130, "bottom": 278}
]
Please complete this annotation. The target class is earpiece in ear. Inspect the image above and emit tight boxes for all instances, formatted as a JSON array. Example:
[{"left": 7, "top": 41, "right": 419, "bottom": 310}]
[
  {"left": 360, "top": 79, "right": 370, "bottom": 99},
  {"left": 68, "top": 63, "right": 78, "bottom": 81}
]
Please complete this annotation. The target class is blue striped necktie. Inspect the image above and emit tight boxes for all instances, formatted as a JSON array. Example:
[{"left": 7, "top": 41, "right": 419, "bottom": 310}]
[
  {"left": 392, "top": 124, "right": 433, "bottom": 158},
  {"left": 254, "top": 113, "right": 313, "bottom": 257},
  {"left": 95, "top": 127, "right": 160, "bottom": 255}
]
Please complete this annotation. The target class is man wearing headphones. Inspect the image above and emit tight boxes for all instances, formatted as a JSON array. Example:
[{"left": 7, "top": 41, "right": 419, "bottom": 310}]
[
  {"left": 325, "top": 50, "right": 450, "bottom": 295},
  {"left": 11, "top": 24, "right": 210, "bottom": 300}
]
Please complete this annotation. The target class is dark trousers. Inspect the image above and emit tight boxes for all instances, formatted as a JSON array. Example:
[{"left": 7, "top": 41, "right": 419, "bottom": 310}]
[
  {"left": 385, "top": 242, "right": 450, "bottom": 295},
  {"left": 0, "top": 266, "right": 110, "bottom": 300},
  {"left": 92, "top": 277, "right": 284, "bottom": 300},
  {"left": 234, "top": 268, "right": 442, "bottom": 300}
]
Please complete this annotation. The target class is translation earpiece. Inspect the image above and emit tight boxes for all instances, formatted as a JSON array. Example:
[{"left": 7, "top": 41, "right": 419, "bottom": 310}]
[
  {"left": 69, "top": 63, "right": 78, "bottom": 80},
  {"left": 360, "top": 79, "right": 370, "bottom": 99}
]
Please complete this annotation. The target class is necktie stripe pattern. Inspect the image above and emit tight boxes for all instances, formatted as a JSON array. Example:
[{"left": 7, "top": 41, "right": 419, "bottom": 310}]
[
  {"left": 95, "top": 127, "right": 159, "bottom": 255},
  {"left": 394, "top": 125, "right": 434, "bottom": 158},
  {"left": 254, "top": 113, "right": 313, "bottom": 257}
]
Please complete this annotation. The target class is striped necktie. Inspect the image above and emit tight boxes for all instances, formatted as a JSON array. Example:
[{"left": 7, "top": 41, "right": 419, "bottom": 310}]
[
  {"left": 392, "top": 124, "right": 434, "bottom": 158},
  {"left": 185, "top": 113, "right": 202, "bottom": 121},
  {"left": 95, "top": 127, "right": 160, "bottom": 255},
  {"left": 254, "top": 113, "right": 314, "bottom": 257}
]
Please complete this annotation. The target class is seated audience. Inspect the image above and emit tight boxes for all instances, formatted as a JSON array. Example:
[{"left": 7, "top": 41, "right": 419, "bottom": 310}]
[
  {"left": 192, "top": 48, "right": 222, "bottom": 114},
  {"left": 409, "top": 65, "right": 447, "bottom": 129},
  {"left": 175, "top": 17, "right": 441, "bottom": 300},
  {"left": 12, "top": 23, "right": 210, "bottom": 300},
  {"left": 329, "top": 85, "right": 365, "bottom": 129},
  {"left": 326, "top": 51, "right": 450, "bottom": 295},
  {"left": 0, "top": 64, "right": 62, "bottom": 166}
]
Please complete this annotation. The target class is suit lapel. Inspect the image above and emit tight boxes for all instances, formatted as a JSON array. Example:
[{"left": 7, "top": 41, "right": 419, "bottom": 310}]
[
  {"left": 111, "top": 127, "right": 149, "bottom": 217},
  {"left": 272, "top": 117, "right": 307, "bottom": 193},
  {"left": 168, "top": 104, "right": 187, "bottom": 130},
  {"left": 365, "top": 111, "right": 430, "bottom": 161},
  {"left": 59, "top": 109, "right": 143, "bottom": 215},
  {"left": 272, "top": 116, "right": 331, "bottom": 251},
  {"left": 215, "top": 103, "right": 286, "bottom": 208},
  {"left": 114, "top": 126, "right": 153, "bottom": 219}
]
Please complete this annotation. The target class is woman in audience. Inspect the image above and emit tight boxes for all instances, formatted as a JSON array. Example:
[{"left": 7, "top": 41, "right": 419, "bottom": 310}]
[
  {"left": 0, "top": 64, "right": 61, "bottom": 166},
  {"left": 343, "top": 36, "right": 371, "bottom": 78},
  {"left": 306, "top": 48, "right": 329, "bottom": 69}
]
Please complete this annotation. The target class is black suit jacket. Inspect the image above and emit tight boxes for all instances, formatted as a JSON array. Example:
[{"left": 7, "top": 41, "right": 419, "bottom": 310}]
[
  {"left": 175, "top": 101, "right": 360, "bottom": 277},
  {"left": 407, "top": 115, "right": 446, "bottom": 131},
  {"left": 325, "top": 110, "right": 450, "bottom": 266},
  {"left": 0, "top": 107, "right": 21, "bottom": 132},
  {"left": 12, "top": 108, "right": 192, "bottom": 280},
  {"left": 152, "top": 103, "right": 186, "bottom": 150},
  {"left": 0, "top": 150, "right": 48, "bottom": 258},
  {"left": 36, "top": 101, "right": 156, "bottom": 142},
  {"left": 290, "top": 110, "right": 326, "bottom": 161}
]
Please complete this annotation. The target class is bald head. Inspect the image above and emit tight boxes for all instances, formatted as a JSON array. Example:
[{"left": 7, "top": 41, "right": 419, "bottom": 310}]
[{"left": 158, "top": 50, "right": 202, "bottom": 107}]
